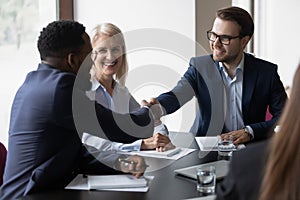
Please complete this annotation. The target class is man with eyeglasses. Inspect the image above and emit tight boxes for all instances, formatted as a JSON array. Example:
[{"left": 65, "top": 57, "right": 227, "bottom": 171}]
[{"left": 146, "top": 6, "right": 287, "bottom": 145}]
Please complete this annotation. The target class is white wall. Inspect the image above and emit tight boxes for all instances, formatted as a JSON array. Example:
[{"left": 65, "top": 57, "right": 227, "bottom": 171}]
[
  {"left": 255, "top": 0, "right": 300, "bottom": 87},
  {"left": 74, "top": 0, "right": 195, "bottom": 40},
  {"left": 74, "top": 0, "right": 197, "bottom": 132},
  {"left": 196, "top": 0, "right": 232, "bottom": 55}
]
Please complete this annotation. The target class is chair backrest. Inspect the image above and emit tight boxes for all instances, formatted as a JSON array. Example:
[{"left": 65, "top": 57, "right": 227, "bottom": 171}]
[
  {"left": 0, "top": 142, "right": 7, "bottom": 186},
  {"left": 266, "top": 106, "right": 273, "bottom": 121}
]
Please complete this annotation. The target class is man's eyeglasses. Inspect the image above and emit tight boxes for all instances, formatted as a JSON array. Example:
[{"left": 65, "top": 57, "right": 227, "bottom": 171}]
[{"left": 206, "top": 31, "right": 242, "bottom": 45}]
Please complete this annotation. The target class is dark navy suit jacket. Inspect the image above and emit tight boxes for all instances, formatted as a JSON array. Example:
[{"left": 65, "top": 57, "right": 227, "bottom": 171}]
[
  {"left": 157, "top": 53, "right": 287, "bottom": 140},
  {"left": 0, "top": 64, "right": 153, "bottom": 199},
  {"left": 216, "top": 140, "right": 268, "bottom": 200}
]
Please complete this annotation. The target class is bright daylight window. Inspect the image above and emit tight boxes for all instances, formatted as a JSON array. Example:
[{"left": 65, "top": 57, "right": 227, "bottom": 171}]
[{"left": 0, "top": 0, "right": 56, "bottom": 147}]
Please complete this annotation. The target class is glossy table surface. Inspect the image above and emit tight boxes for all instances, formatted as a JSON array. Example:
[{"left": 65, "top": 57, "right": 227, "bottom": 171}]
[{"left": 20, "top": 132, "right": 224, "bottom": 200}]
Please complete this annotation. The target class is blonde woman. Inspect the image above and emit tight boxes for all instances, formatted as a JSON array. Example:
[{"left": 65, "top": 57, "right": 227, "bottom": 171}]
[{"left": 83, "top": 23, "right": 175, "bottom": 152}]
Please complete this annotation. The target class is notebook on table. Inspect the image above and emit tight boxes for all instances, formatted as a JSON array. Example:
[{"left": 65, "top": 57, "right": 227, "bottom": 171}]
[{"left": 174, "top": 160, "right": 230, "bottom": 180}]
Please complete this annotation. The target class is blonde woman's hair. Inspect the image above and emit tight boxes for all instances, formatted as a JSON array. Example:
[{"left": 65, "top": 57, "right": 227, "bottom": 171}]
[
  {"left": 90, "top": 23, "right": 128, "bottom": 86},
  {"left": 259, "top": 63, "right": 300, "bottom": 200}
]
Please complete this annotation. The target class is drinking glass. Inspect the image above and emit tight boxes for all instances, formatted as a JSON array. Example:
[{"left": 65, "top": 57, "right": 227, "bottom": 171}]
[
  {"left": 196, "top": 165, "right": 216, "bottom": 194},
  {"left": 218, "top": 137, "right": 235, "bottom": 157}
]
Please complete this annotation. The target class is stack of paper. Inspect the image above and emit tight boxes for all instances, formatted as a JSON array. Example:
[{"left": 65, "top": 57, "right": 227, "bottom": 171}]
[
  {"left": 88, "top": 174, "right": 147, "bottom": 190},
  {"left": 65, "top": 174, "right": 151, "bottom": 192}
]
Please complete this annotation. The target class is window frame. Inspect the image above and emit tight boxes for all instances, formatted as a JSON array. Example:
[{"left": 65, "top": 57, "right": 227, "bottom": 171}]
[{"left": 58, "top": 0, "right": 74, "bottom": 20}]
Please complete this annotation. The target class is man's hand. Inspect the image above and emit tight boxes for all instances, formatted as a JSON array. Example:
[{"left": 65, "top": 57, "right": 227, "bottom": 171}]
[
  {"left": 141, "top": 98, "right": 164, "bottom": 120},
  {"left": 140, "top": 100, "right": 152, "bottom": 108},
  {"left": 156, "top": 142, "right": 176, "bottom": 152},
  {"left": 141, "top": 133, "right": 176, "bottom": 152},
  {"left": 149, "top": 97, "right": 160, "bottom": 105},
  {"left": 119, "top": 155, "right": 148, "bottom": 178},
  {"left": 221, "top": 129, "right": 250, "bottom": 145},
  {"left": 141, "top": 97, "right": 160, "bottom": 107}
]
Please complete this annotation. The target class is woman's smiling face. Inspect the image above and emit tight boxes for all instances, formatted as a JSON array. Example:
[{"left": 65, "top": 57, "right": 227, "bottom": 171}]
[{"left": 92, "top": 34, "right": 124, "bottom": 78}]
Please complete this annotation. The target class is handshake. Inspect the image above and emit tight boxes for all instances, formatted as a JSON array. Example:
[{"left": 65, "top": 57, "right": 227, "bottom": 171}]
[
  {"left": 141, "top": 97, "right": 164, "bottom": 121},
  {"left": 141, "top": 98, "right": 176, "bottom": 152}
]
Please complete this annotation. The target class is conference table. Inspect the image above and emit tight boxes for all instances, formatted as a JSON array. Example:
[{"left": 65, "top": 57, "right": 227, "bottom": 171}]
[{"left": 20, "top": 132, "right": 226, "bottom": 200}]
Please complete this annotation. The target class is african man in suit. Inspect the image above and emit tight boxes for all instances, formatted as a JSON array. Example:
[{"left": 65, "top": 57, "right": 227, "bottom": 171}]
[{"left": 0, "top": 20, "right": 152, "bottom": 200}]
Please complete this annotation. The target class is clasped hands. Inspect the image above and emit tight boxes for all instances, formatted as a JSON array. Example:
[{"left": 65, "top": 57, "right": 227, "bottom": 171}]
[{"left": 142, "top": 132, "right": 175, "bottom": 152}]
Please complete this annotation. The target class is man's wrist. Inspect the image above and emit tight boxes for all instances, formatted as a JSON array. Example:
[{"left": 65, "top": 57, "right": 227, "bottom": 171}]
[{"left": 243, "top": 126, "right": 253, "bottom": 140}]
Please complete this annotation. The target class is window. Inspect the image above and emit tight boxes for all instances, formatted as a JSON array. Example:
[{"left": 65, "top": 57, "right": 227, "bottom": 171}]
[{"left": 0, "top": 0, "right": 56, "bottom": 147}]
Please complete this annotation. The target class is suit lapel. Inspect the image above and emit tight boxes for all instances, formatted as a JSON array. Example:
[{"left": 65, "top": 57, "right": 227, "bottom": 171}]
[{"left": 242, "top": 54, "right": 258, "bottom": 118}]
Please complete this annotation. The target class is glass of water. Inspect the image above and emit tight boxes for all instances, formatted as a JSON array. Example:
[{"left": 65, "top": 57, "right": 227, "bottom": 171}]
[
  {"left": 196, "top": 165, "right": 216, "bottom": 194},
  {"left": 218, "top": 137, "right": 236, "bottom": 157}
]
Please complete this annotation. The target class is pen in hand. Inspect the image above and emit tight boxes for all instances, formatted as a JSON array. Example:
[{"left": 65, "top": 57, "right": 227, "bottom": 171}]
[{"left": 166, "top": 148, "right": 182, "bottom": 157}]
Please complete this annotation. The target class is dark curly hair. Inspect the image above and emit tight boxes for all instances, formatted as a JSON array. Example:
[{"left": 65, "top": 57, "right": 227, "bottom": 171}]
[
  {"left": 217, "top": 6, "right": 254, "bottom": 38},
  {"left": 37, "top": 20, "right": 86, "bottom": 60}
]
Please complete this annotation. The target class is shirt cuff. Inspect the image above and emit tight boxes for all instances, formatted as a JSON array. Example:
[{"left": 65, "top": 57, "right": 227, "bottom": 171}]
[
  {"left": 118, "top": 139, "right": 142, "bottom": 152},
  {"left": 245, "top": 125, "right": 254, "bottom": 140},
  {"left": 154, "top": 123, "right": 169, "bottom": 136}
]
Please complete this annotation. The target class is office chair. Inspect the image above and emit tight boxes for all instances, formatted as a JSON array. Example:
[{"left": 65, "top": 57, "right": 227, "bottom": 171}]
[
  {"left": 0, "top": 141, "right": 7, "bottom": 186},
  {"left": 265, "top": 106, "right": 273, "bottom": 121}
]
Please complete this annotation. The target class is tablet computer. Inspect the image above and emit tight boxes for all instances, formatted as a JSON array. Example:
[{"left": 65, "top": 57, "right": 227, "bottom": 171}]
[{"left": 174, "top": 160, "right": 230, "bottom": 180}]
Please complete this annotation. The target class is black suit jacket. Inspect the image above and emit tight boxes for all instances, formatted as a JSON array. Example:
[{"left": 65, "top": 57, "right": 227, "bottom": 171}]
[
  {"left": 157, "top": 53, "right": 287, "bottom": 139},
  {"left": 216, "top": 140, "right": 269, "bottom": 200},
  {"left": 0, "top": 64, "right": 153, "bottom": 199}
]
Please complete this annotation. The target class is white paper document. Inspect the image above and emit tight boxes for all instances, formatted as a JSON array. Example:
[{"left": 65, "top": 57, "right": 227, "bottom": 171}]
[
  {"left": 120, "top": 147, "right": 196, "bottom": 160},
  {"left": 65, "top": 174, "right": 89, "bottom": 190},
  {"left": 195, "top": 136, "right": 245, "bottom": 151},
  {"left": 65, "top": 174, "right": 153, "bottom": 192},
  {"left": 88, "top": 174, "right": 147, "bottom": 189},
  {"left": 184, "top": 195, "right": 216, "bottom": 200}
]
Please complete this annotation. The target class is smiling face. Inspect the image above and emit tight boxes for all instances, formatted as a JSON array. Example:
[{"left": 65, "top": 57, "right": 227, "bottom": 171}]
[
  {"left": 92, "top": 34, "right": 124, "bottom": 80},
  {"left": 210, "top": 17, "right": 249, "bottom": 67}
]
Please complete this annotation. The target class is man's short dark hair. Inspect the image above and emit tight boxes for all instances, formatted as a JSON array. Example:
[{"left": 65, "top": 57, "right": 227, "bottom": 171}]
[
  {"left": 37, "top": 20, "right": 86, "bottom": 60},
  {"left": 217, "top": 6, "right": 254, "bottom": 38}
]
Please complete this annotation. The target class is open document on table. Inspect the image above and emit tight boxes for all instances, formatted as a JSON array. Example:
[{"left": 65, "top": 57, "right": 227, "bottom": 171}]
[
  {"left": 195, "top": 136, "right": 245, "bottom": 151},
  {"left": 119, "top": 147, "right": 196, "bottom": 160},
  {"left": 65, "top": 174, "right": 154, "bottom": 192}
]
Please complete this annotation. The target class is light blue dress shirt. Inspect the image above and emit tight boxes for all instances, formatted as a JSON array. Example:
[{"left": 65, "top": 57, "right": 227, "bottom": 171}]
[{"left": 219, "top": 55, "right": 254, "bottom": 138}]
